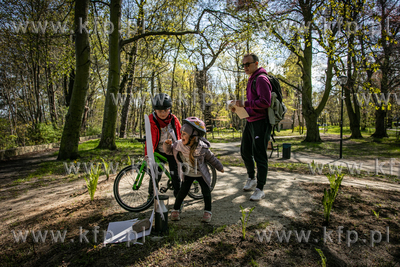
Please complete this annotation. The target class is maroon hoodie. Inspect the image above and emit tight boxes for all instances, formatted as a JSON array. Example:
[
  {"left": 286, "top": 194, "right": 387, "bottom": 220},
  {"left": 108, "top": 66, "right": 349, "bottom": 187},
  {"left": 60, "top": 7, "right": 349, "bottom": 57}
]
[{"left": 244, "top": 67, "right": 272, "bottom": 122}]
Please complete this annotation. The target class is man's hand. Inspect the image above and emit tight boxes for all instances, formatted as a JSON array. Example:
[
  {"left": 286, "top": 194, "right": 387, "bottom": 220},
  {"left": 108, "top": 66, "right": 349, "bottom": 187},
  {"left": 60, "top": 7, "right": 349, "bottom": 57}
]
[
  {"left": 230, "top": 100, "right": 244, "bottom": 113},
  {"left": 235, "top": 100, "right": 245, "bottom": 107},
  {"left": 220, "top": 169, "right": 224, "bottom": 173},
  {"left": 164, "top": 139, "right": 172, "bottom": 145}
]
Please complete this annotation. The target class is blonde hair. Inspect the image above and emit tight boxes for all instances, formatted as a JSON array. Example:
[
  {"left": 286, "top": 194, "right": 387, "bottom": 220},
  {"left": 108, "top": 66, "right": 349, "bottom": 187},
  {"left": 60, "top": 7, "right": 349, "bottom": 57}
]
[{"left": 188, "top": 137, "right": 199, "bottom": 167}]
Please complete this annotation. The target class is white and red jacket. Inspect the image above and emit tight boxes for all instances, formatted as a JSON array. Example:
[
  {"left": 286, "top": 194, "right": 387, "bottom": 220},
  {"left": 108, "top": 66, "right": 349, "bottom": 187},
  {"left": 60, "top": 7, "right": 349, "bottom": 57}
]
[{"left": 144, "top": 113, "right": 182, "bottom": 156}]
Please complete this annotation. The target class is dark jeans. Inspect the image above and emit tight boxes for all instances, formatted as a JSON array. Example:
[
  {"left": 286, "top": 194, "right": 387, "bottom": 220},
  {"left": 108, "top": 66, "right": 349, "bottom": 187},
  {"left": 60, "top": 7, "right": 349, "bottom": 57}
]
[
  {"left": 156, "top": 150, "right": 180, "bottom": 198},
  {"left": 174, "top": 175, "right": 211, "bottom": 212},
  {"left": 240, "top": 119, "right": 271, "bottom": 190}
]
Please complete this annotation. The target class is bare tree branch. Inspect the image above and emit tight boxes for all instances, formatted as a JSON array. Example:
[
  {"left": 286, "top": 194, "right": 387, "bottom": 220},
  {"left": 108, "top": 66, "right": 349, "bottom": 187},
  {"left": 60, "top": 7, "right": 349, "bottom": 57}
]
[
  {"left": 279, "top": 77, "right": 302, "bottom": 92},
  {"left": 91, "top": 0, "right": 110, "bottom": 6}
]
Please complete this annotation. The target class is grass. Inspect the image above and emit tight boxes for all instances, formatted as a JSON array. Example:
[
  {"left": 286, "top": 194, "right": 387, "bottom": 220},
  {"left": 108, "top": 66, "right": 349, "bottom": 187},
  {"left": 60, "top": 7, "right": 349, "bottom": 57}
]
[
  {"left": 269, "top": 162, "right": 308, "bottom": 172},
  {"left": 8, "top": 130, "right": 400, "bottom": 189},
  {"left": 217, "top": 155, "right": 244, "bottom": 167},
  {"left": 58, "top": 138, "right": 143, "bottom": 172},
  {"left": 212, "top": 133, "right": 400, "bottom": 184},
  {"left": 77, "top": 138, "right": 143, "bottom": 162},
  {"left": 268, "top": 125, "right": 400, "bottom": 139},
  {"left": 274, "top": 134, "right": 400, "bottom": 159},
  {"left": 207, "top": 128, "right": 245, "bottom": 143},
  {"left": 7, "top": 139, "right": 144, "bottom": 190},
  {"left": 273, "top": 128, "right": 305, "bottom": 137}
]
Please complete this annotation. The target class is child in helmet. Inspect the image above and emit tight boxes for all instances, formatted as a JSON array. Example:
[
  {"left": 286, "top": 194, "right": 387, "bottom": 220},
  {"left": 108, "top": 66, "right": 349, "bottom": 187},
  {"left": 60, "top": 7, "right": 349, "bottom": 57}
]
[
  {"left": 146, "top": 93, "right": 182, "bottom": 198},
  {"left": 163, "top": 117, "right": 224, "bottom": 223}
]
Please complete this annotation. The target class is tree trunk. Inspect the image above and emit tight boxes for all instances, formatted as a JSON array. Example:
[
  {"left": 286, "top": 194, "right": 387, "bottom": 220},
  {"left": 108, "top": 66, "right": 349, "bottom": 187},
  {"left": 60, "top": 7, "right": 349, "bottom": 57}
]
[
  {"left": 195, "top": 69, "right": 213, "bottom": 131},
  {"left": 64, "top": 69, "right": 75, "bottom": 107},
  {"left": 57, "top": 0, "right": 91, "bottom": 160},
  {"left": 344, "top": 88, "right": 363, "bottom": 139},
  {"left": 119, "top": 83, "right": 132, "bottom": 138},
  {"left": 302, "top": 28, "right": 334, "bottom": 142},
  {"left": 119, "top": 43, "right": 138, "bottom": 138},
  {"left": 81, "top": 105, "right": 89, "bottom": 133},
  {"left": 46, "top": 67, "right": 58, "bottom": 126},
  {"left": 33, "top": 64, "right": 43, "bottom": 124},
  {"left": 170, "top": 43, "right": 181, "bottom": 100},
  {"left": 344, "top": 41, "right": 362, "bottom": 139},
  {"left": 301, "top": 11, "right": 322, "bottom": 142},
  {"left": 301, "top": 79, "right": 321, "bottom": 142},
  {"left": 303, "top": 111, "right": 320, "bottom": 142},
  {"left": 97, "top": 0, "right": 122, "bottom": 150},
  {"left": 292, "top": 108, "right": 295, "bottom": 133},
  {"left": 146, "top": 72, "right": 152, "bottom": 96},
  {"left": 372, "top": 4, "right": 391, "bottom": 139},
  {"left": 372, "top": 109, "right": 388, "bottom": 138},
  {"left": 157, "top": 75, "right": 162, "bottom": 94}
]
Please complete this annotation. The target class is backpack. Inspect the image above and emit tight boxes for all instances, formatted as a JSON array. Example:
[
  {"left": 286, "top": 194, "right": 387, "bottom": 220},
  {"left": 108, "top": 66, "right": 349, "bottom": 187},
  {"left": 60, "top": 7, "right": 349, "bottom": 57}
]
[{"left": 252, "top": 73, "right": 287, "bottom": 133}]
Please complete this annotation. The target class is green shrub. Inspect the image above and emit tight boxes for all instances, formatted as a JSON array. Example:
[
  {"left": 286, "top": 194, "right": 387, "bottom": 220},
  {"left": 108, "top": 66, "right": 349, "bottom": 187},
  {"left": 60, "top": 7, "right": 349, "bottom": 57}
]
[
  {"left": 28, "top": 123, "right": 62, "bottom": 144},
  {"left": 85, "top": 126, "right": 101, "bottom": 136},
  {"left": 0, "top": 118, "right": 18, "bottom": 149}
]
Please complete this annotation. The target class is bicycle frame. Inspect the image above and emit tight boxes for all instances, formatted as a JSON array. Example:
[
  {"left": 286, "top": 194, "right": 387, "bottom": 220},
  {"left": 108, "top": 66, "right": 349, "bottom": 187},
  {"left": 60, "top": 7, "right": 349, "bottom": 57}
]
[{"left": 132, "top": 152, "right": 172, "bottom": 190}]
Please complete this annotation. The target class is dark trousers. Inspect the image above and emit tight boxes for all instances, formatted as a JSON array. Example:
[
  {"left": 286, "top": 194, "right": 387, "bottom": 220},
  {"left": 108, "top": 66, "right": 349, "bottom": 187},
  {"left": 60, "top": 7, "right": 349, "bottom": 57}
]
[
  {"left": 174, "top": 175, "right": 211, "bottom": 212},
  {"left": 156, "top": 150, "right": 180, "bottom": 197},
  {"left": 240, "top": 119, "right": 271, "bottom": 190}
]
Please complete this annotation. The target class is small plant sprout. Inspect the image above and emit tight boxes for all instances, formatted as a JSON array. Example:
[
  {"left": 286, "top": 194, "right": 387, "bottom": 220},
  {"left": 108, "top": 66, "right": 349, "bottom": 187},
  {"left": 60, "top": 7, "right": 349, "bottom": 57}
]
[
  {"left": 84, "top": 164, "right": 101, "bottom": 201},
  {"left": 372, "top": 209, "right": 380, "bottom": 219},
  {"left": 322, "top": 173, "right": 345, "bottom": 225},
  {"left": 127, "top": 155, "right": 132, "bottom": 166},
  {"left": 315, "top": 248, "right": 327, "bottom": 267},
  {"left": 311, "top": 160, "right": 316, "bottom": 168},
  {"left": 101, "top": 157, "right": 111, "bottom": 181},
  {"left": 240, "top": 205, "right": 255, "bottom": 240}
]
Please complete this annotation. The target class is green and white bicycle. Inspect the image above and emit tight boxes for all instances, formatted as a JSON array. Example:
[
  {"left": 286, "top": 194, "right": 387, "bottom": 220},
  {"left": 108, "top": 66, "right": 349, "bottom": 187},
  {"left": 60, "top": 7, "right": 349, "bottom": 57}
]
[{"left": 113, "top": 138, "right": 217, "bottom": 212}]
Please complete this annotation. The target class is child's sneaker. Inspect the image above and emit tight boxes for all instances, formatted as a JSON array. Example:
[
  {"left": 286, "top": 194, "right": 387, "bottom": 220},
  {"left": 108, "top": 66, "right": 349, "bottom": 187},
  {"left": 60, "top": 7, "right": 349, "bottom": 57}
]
[
  {"left": 201, "top": 211, "right": 212, "bottom": 223},
  {"left": 171, "top": 210, "right": 180, "bottom": 221}
]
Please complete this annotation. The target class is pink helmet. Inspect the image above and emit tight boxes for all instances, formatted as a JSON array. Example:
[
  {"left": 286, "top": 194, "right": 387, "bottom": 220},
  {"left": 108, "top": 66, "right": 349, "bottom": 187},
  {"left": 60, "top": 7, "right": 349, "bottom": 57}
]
[{"left": 183, "top": 117, "right": 207, "bottom": 137}]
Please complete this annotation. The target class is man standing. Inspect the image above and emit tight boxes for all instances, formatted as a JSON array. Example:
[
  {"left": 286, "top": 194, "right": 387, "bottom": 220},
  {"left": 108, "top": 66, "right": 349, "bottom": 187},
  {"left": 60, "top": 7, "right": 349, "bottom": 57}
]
[{"left": 232, "top": 53, "right": 272, "bottom": 201}]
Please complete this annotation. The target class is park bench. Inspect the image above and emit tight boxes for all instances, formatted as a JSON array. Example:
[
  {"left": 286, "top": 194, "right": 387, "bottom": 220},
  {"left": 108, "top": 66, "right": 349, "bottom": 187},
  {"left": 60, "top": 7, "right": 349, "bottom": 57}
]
[{"left": 267, "top": 136, "right": 279, "bottom": 158}]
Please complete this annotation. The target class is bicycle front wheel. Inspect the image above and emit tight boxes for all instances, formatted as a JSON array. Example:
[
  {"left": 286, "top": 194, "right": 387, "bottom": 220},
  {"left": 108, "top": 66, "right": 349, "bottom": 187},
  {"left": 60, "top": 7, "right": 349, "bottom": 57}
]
[
  {"left": 188, "top": 162, "right": 217, "bottom": 200},
  {"left": 113, "top": 164, "right": 155, "bottom": 212}
]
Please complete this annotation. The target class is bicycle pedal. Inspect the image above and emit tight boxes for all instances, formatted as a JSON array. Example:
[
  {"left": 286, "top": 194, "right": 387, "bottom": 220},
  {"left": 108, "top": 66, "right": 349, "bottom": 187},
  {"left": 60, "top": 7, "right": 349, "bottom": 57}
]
[
  {"left": 160, "top": 187, "right": 167, "bottom": 193},
  {"left": 167, "top": 180, "right": 173, "bottom": 190}
]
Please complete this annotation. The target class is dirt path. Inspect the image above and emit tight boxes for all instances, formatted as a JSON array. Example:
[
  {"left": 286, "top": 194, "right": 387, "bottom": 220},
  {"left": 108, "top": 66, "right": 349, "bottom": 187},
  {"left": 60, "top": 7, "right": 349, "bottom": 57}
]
[
  {"left": 0, "top": 148, "right": 58, "bottom": 184},
  {"left": 2, "top": 163, "right": 400, "bottom": 235},
  {"left": 1, "top": 139, "right": 400, "bottom": 239},
  {"left": 1, "top": 139, "right": 400, "bottom": 266}
]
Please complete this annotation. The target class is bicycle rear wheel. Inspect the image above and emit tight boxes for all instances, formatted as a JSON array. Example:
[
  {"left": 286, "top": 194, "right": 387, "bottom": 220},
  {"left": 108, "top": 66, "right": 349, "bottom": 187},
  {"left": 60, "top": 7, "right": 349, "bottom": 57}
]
[
  {"left": 113, "top": 164, "right": 155, "bottom": 212},
  {"left": 188, "top": 162, "right": 217, "bottom": 200}
]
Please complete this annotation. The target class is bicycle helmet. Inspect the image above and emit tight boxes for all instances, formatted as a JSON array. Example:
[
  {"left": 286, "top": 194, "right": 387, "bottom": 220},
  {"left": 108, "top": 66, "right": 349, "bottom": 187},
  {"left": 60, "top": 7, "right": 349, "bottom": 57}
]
[
  {"left": 152, "top": 93, "right": 172, "bottom": 110},
  {"left": 182, "top": 117, "right": 207, "bottom": 137}
]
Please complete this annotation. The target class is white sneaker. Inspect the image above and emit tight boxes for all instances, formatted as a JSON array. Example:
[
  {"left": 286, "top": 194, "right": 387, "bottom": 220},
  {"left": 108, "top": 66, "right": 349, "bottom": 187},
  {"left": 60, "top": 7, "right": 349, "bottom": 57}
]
[
  {"left": 250, "top": 188, "right": 265, "bottom": 201},
  {"left": 243, "top": 178, "right": 257, "bottom": 191}
]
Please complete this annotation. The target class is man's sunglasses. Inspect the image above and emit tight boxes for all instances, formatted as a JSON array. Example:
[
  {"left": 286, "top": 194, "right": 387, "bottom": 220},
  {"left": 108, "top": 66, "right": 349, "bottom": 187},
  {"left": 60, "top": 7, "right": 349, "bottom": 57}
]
[{"left": 240, "top": 62, "right": 255, "bottom": 69}]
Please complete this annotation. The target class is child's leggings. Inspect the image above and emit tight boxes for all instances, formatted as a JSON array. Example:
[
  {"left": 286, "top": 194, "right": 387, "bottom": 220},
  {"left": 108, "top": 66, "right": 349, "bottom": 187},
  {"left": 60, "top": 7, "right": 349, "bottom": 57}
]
[{"left": 173, "top": 175, "right": 211, "bottom": 212}]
